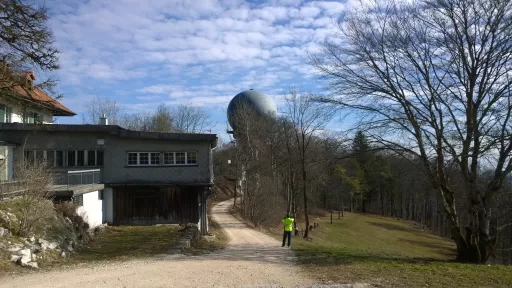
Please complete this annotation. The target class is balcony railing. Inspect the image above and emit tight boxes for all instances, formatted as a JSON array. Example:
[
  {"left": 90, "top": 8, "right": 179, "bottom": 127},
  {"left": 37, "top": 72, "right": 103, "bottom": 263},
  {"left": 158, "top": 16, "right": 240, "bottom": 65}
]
[
  {"left": 53, "top": 169, "right": 102, "bottom": 190},
  {"left": 0, "top": 169, "right": 102, "bottom": 198}
]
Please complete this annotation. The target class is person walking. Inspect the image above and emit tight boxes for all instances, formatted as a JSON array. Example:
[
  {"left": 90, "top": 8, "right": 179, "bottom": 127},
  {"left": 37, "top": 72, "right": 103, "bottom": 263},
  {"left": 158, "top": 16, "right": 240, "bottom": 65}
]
[{"left": 281, "top": 214, "right": 295, "bottom": 247}]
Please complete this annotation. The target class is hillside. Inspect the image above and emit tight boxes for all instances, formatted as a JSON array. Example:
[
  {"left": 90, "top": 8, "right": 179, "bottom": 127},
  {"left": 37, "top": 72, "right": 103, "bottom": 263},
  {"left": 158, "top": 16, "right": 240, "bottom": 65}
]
[
  {"left": 211, "top": 177, "right": 236, "bottom": 201},
  {"left": 281, "top": 212, "right": 512, "bottom": 288}
]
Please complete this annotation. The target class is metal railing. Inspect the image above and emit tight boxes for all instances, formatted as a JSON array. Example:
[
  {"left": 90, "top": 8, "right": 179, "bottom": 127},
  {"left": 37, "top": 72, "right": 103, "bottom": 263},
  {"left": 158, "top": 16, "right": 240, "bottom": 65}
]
[
  {"left": 0, "top": 169, "right": 102, "bottom": 199},
  {"left": 0, "top": 179, "right": 30, "bottom": 198},
  {"left": 53, "top": 169, "right": 102, "bottom": 190}
]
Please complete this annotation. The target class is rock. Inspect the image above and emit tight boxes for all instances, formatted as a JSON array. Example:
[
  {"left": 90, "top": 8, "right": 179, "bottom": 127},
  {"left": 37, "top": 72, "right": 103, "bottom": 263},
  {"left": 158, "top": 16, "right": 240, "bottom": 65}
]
[
  {"left": 25, "top": 262, "right": 38, "bottom": 269},
  {"left": 66, "top": 240, "right": 74, "bottom": 251},
  {"left": 49, "top": 241, "right": 59, "bottom": 250},
  {"left": 0, "top": 227, "right": 10, "bottom": 237},
  {"left": 7, "top": 243, "right": 24, "bottom": 253},
  {"left": 30, "top": 245, "right": 41, "bottom": 254},
  {"left": 60, "top": 251, "right": 66, "bottom": 258},
  {"left": 31, "top": 253, "right": 37, "bottom": 262},
  {"left": 38, "top": 239, "right": 59, "bottom": 251},
  {"left": 10, "top": 255, "right": 21, "bottom": 263},
  {"left": 18, "top": 249, "right": 32, "bottom": 265}
]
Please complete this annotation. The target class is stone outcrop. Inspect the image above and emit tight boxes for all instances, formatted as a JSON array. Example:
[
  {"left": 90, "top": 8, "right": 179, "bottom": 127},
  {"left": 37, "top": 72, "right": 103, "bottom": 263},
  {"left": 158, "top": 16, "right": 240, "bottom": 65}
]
[{"left": 4, "top": 236, "right": 71, "bottom": 269}]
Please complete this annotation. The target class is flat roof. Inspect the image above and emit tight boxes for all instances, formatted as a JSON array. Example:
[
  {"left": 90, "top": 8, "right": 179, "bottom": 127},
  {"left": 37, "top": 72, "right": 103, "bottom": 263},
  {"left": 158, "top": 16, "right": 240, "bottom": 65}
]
[
  {"left": 0, "top": 123, "right": 217, "bottom": 147},
  {"left": 0, "top": 140, "right": 18, "bottom": 146}
]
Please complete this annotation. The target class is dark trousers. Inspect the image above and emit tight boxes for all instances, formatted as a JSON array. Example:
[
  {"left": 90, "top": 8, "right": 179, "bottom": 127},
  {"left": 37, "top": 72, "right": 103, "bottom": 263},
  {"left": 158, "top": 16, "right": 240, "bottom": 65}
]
[{"left": 282, "top": 231, "right": 292, "bottom": 247}]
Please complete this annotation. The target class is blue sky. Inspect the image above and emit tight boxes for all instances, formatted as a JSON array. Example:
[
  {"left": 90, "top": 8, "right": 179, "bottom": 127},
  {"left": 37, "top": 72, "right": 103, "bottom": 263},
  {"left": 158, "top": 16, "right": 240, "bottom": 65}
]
[{"left": 40, "top": 0, "right": 356, "bottom": 140}]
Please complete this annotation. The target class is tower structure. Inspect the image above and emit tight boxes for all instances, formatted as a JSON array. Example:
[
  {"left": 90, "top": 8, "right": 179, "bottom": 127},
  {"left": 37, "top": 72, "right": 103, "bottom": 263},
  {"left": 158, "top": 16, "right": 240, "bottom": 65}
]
[{"left": 226, "top": 89, "right": 277, "bottom": 205}]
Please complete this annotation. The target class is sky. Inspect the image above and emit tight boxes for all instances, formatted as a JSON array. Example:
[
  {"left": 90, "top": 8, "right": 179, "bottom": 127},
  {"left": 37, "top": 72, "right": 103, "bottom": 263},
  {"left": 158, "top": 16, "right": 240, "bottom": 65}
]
[{"left": 40, "top": 0, "right": 358, "bottom": 140}]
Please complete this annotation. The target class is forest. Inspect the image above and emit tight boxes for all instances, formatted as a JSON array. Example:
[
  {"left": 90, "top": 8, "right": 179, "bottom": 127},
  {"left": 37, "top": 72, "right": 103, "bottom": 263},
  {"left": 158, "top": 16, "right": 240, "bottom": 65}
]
[{"left": 213, "top": 91, "right": 512, "bottom": 266}]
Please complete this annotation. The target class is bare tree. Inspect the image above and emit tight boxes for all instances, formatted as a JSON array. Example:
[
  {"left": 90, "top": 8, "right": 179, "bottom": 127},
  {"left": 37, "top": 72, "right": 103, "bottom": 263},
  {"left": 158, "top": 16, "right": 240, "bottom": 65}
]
[
  {"left": 311, "top": 0, "right": 512, "bottom": 263},
  {"left": 172, "top": 104, "right": 213, "bottom": 133},
  {"left": 118, "top": 111, "right": 153, "bottom": 131},
  {"left": 150, "top": 103, "right": 174, "bottom": 132},
  {"left": 82, "top": 95, "right": 122, "bottom": 125},
  {"left": 285, "top": 89, "right": 334, "bottom": 238},
  {"left": 0, "top": 0, "right": 59, "bottom": 99},
  {"left": 0, "top": 160, "right": 55, "bottom": 236}
]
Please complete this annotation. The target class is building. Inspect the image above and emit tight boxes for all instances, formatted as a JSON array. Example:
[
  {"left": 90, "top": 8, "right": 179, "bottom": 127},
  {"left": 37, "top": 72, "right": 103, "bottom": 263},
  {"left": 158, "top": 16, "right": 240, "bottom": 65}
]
[
  {"left": 1, "top": 73, "right": 217, "bottom": 232},
  {"left": 0, "top": 71, "right": 76, "bottom": 124},
  {"left": 0, "top": 122, "right": 217, "bottom": 233}
]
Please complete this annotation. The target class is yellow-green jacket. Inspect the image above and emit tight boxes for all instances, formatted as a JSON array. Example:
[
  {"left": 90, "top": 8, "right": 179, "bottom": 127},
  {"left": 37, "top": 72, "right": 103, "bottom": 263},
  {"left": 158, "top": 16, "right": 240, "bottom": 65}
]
[{"left": 282, "top": 217, "right": 295, "bottom": 232}]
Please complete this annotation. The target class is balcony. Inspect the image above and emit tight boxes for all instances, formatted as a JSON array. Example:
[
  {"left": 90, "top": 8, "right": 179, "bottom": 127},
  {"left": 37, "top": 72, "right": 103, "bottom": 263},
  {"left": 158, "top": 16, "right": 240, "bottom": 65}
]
[{"left": 0, "top": 169, "right": 104, "bottom": 199}]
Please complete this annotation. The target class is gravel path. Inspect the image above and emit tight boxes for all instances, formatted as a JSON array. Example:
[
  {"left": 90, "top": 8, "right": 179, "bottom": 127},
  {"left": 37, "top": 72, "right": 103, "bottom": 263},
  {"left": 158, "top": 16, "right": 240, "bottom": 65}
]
[{"left": 0, "top": 200, "right": 322, "bottom": 288}]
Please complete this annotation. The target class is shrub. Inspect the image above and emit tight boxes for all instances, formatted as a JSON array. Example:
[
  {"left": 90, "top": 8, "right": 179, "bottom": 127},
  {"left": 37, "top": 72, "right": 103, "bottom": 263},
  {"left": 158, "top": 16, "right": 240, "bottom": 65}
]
[
  {"left": 0, "top": 197, "right": 56, "bottom": 237},
  {"left": 54, "top": 201, "right": 90, "bottom": 243},
  {"left": 44, "top": 214, "right": 77, "bottom": 249},
  {"left": 0, "top": 208, "right": 20, "bottom": 235}
]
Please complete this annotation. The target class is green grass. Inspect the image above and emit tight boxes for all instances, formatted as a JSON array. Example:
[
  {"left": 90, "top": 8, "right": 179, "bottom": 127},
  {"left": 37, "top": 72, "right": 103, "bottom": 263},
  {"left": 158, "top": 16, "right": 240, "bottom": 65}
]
[{"left": 281, "top": 212, "right": 512, "bottom": 288}]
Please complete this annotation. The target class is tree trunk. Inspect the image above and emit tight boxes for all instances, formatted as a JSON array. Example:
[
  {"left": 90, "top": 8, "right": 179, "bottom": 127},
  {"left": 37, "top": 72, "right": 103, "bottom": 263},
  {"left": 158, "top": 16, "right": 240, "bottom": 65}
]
[
  {"left": 302, "top": 155, "right": 310, "bottom": 238},
  {"left": 341, "top": 197, "right": 344, "bottom": 217},
  {"left": 440, "top": 188, "right": 494, "bottom": 263},
  {"left": 350, "top": 194, "right": 353, "bottom": 213},
  {"left": 233, "top": 179, "right": 237, "bottom": 208}
]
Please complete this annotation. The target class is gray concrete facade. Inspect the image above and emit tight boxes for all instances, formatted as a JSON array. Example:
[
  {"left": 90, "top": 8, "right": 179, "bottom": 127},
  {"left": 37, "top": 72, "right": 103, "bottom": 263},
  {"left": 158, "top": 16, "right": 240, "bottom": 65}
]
[
  {"left": 0, "top": 124, "right": 217, "bottom": 185},
  {"left": 0, "top": 123, "right": 217, "bottom": 232}
]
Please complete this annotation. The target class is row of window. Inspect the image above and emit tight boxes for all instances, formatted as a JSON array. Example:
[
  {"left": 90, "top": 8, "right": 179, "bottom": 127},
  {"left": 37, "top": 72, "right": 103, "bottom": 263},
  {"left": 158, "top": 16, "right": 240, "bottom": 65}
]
[
  {"left": 24, "top": 150, "right": 198, "bottom": 167},
  {"left": 127, "top": 152, "right": 197, "bottom": 166},
  {"left": 25, "top": 150, "right": 104, "bottom": 167},
  {"left": 0, "top": 104, "right": 41, "bottom": 124}
]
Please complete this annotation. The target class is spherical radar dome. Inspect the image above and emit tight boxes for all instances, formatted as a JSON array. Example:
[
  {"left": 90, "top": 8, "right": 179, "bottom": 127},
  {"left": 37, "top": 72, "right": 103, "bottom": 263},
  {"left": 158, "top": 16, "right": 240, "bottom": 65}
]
[{"left": 227, "top": 89, "right": 277, "bottom": 131}]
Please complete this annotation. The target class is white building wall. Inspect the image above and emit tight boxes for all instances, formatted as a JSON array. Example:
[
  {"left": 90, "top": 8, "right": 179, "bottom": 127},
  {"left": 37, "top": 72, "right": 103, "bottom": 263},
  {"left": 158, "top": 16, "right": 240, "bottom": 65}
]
[
  {"left": 76, "top": 191, "right": 103, "bottom": 228},
  {"left": 0, "top": 98, "right": 53, "bottom": 124},
  {"left": 102, "top": 188, "right": 114, "bottom": 224},
  {"left": 0, "top": 146, "right": 13, "bottom": 181}
]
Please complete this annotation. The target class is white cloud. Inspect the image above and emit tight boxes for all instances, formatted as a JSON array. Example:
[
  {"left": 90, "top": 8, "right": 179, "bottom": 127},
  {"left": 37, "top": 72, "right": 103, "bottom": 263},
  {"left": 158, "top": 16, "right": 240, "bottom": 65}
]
[{"left": 47, "top": 0, "right": 355, "bottom": 128}]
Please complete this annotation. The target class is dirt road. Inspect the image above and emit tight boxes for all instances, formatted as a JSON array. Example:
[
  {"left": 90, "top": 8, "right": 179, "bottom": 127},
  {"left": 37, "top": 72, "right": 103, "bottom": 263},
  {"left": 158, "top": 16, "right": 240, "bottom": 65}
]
[{"left": 0, "top": 200, "right": 318, "bottom": 288}]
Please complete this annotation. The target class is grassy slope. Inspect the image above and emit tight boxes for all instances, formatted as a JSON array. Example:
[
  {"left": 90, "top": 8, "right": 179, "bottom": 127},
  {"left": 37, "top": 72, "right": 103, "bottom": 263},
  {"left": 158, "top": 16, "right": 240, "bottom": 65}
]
[{"left": 282, "top": 212, "right": 512, "bottom": 288}]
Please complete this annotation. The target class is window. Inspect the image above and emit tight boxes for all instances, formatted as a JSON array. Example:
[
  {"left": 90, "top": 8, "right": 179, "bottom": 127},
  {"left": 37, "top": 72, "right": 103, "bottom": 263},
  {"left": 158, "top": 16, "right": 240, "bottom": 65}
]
[
  {"left": 88, "top": 151, "right": 96, "bottom": 166},
  {"left": 0, "top": 104, "right": 11, "bottom": 123},
  {"left": 87, "top": 150, "right": 104, "bottom": 166},
  {"left": 151, "top": 153, "right": 160, "bottom": 165},
  {"left": 126, "top": 151, "right": 197, "bottom": 166},
  {"left": 77, "top": 150, "right": 85, "bottom": 166},
  {"left": 73, "top": 194, "right": 83, "bottom": 206},
  {"left": 24, "top": 150, "right": 34, "bottom": 165},
  {"left": 25, "top": 111, "right": 39, "bottom": 124},
  {"left": 128, "top": 152, "right": 138, "bottom": 165},
  {"left": 139, "top": 153, "right": 149, "bottom": 165},
  {"left": 56, "top": 151, "right": 64, "bottom": 167},
  {"left": 97, "top": 150, "right": 104, "bottom": 166},
  {"left": 163, "top": 152, "right": 174, "bottom": 165},
  {"left": 67, "top": 151, "right": 76, "bottom": 167},
  {"left": 35, "top": 150, "right": 44, "bottom": 164},
  {"left": 47, "top": 151, "right": 55, "bottom": 167},
  {"left": 175, "top": 152, "right": 186, "bottom": 164},
  {"left": 187, "top": 152, "right": 197, "bottom": 164}
]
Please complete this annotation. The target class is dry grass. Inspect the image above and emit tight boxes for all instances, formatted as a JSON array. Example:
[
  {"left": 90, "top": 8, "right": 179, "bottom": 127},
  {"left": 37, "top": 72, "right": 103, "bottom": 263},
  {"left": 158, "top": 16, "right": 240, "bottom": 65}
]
[
  {"left": 182, "top": 199, "right": 230, "bottom": 255},
  {"left": 183, "top": 216, "right": 229, "bottom": 256},
  {"left": 0, "top": 225, "right": 184, "bottom": 273},
  {"left": 277, "top": 212, "right": 512, "bottom": 288},
  {"left": 69, "top": 225, "right": 183, "bottom": 262}
]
